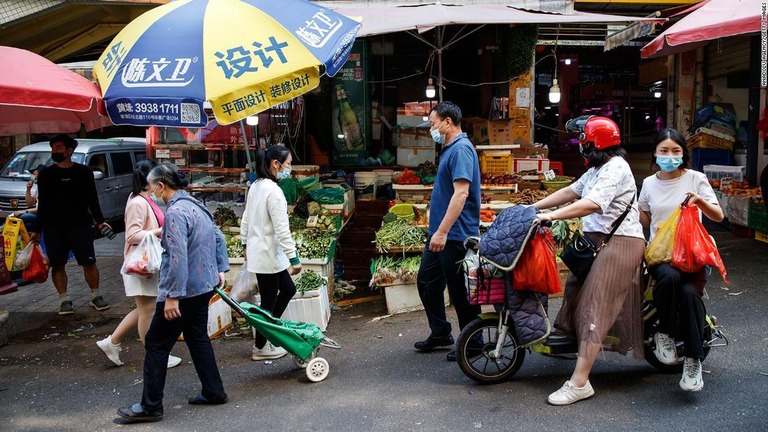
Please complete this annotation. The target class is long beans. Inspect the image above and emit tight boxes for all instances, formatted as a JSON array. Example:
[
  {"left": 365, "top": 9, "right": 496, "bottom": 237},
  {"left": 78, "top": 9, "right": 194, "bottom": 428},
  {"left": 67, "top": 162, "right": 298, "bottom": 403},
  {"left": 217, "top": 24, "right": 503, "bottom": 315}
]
[{"left": 374, "top": 220, "right": 427, "bottom": 253}]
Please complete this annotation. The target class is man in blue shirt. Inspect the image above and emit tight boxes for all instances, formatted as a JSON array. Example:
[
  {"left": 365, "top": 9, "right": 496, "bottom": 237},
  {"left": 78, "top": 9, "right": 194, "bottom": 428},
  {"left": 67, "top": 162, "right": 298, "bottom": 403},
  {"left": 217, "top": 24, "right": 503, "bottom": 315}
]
[{"left": 414, "top": 102, "right": 481, "bottom": 361}]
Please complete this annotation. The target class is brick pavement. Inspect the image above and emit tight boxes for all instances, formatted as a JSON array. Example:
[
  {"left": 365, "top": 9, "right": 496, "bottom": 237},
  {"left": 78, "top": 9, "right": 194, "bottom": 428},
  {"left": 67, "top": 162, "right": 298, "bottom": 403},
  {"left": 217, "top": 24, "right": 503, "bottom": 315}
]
[{"left": 0, "top": 232, "right": 135, "bottom": 319}]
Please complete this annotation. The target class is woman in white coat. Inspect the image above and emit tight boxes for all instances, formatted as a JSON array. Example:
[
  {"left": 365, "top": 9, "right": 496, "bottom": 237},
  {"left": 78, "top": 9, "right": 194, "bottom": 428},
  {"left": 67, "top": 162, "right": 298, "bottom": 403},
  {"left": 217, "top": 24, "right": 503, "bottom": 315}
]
[{"left": 240, "top": 145, "right": 302, "bottom": 360}]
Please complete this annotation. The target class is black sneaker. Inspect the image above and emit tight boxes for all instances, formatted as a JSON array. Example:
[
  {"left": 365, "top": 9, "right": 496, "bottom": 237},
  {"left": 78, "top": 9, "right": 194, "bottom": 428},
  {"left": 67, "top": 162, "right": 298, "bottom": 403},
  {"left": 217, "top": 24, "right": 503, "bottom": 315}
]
[
  {"left": 58, "top": 301, "right": 74, "bottom": 316},
  {"left": 89, "top": 296, "right": 110, "bottom": 311},
  {"left": 414, "top": 334, "right": 454, "bottom": 352}
]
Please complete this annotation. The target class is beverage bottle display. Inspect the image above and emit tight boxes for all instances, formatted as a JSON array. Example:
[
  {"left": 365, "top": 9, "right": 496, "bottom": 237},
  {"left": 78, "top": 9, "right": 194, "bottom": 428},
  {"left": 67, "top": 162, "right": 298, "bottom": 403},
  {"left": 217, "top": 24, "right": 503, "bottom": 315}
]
[{"left": 335, "top": 85, "right": 364, "bottom": 150}]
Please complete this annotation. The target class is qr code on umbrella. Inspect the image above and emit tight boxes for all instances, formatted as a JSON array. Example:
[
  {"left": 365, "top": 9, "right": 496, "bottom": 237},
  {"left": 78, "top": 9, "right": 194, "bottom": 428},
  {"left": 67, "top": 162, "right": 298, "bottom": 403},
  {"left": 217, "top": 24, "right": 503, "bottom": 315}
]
[{"left": 180, "top": 103, "right": 201, "bottom": 124}]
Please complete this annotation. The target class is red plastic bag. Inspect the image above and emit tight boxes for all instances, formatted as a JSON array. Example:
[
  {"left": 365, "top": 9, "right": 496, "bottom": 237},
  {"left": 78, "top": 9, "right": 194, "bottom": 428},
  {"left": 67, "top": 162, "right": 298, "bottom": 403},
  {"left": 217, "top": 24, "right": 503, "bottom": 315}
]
[
  {"left": 513, "top": 227, "right": 562, "bottom": 295},
  {"left": 22, "top": 243, "right": 49, "bottom": 283},
  {"left": 671, "top": 204, "right": 729, "bottom": 283}
]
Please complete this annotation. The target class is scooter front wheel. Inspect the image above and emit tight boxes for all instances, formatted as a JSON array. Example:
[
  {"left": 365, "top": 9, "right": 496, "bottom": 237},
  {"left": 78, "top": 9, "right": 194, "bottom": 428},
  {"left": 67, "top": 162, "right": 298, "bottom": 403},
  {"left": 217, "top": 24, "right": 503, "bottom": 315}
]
[{"left": 456, "top": 317, "right": 525, "bottom": 384}]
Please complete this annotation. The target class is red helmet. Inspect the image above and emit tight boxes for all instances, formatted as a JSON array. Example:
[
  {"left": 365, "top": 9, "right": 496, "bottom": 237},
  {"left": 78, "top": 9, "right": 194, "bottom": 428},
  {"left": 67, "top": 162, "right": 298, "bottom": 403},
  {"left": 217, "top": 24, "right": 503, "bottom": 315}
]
[{"left": 566, "top": 115, "right": 621, "bottom": 150}]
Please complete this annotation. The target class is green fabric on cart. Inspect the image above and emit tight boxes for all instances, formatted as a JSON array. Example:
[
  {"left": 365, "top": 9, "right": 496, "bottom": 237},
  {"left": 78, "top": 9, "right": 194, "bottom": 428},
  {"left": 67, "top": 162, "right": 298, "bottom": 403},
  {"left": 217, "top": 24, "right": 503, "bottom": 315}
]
[
  {"left": 238, "top": 301, "right": 325, "bottom": 360},
  {"left": 309, "top": 187, "right": 345, "bottom": 204},
  {"left": 277, "top": 178, "right": 299, "bottom": 204}
]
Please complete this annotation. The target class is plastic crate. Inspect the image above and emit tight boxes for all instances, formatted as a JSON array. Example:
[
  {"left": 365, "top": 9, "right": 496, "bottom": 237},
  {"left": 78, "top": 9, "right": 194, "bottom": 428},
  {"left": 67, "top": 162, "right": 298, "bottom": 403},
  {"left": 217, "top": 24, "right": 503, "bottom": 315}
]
[
  {"left": 747, "top": 200, "right": 768, "bottom": 232},
  {"left": 686, "top": 133, "right": 734, "bottom": 151},
  {"left": 703, "top": 165, "right": 745, "bottom": 182},
  {"left": 755, "top": 230, "right": 768, "bottom": 244},
  {"left": 480, "top": 151, "right": 513, "bottom": 175},
  {"left": 691, "top": 148, "right": 733, "bottom": 172}
]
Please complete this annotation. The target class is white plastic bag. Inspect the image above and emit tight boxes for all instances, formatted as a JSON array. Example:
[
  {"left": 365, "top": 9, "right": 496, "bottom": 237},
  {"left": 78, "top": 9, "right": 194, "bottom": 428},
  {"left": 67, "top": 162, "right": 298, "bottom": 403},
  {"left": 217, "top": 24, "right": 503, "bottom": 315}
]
[
  {"left": 121, "top": 234, "right": 163, "bottom": 278},
  {"left": 13, "top": 242, "right": 35, "bottom": 271},
  {"left": 230, "top": 265, "right": 258, "bottom": 303}
]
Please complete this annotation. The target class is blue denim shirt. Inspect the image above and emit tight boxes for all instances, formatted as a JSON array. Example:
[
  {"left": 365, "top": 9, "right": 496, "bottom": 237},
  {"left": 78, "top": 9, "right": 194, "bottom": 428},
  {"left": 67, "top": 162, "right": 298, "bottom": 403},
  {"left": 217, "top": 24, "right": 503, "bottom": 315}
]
[{"left": 158, "top": 191, "right": 229, "bottom": 301}]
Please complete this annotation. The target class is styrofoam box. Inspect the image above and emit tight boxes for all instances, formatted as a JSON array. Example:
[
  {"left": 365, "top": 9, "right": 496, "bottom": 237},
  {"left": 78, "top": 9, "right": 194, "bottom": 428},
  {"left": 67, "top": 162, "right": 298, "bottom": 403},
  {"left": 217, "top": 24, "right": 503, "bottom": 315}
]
[
  {"left": 514, "top": 158, "right": 550, "bottom": 173},
  {"left": 397, "top": 147, "right": 436, "bottom": 167},
  {"left": 321, "top": 186, "right": 355, "bottom": 218},
  {"left": 397, "top": 115, "right": 428, "bottom": 127},
  {"left": 384, "top": 283, "right": 450, "bottom": 315},
  {"left": 283, "top": 285, "right": 331, "bottom": 331},
  {"left": 301, "top": 257, "right": 335, "bottom": 297},
  {"left": 703, "top": 164, "right": 745, "bottom": 181},
  {"left": 207, "top": 294, "right": 233, "bottom": 338}
]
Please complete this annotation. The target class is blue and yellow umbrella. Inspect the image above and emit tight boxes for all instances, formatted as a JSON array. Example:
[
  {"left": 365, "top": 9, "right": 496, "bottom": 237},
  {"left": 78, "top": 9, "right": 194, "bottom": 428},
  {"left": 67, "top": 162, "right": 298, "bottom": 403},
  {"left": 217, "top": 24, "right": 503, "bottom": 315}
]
[{"left": 94, "top": 0, "right": 360, "bottom": 127}]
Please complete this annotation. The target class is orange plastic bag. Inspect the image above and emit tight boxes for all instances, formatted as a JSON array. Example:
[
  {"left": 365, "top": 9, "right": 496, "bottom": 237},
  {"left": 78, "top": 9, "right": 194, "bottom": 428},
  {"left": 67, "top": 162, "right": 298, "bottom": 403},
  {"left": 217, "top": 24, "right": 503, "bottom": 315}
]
[
  {"left": 513, "top": 227, "right": 562, "bottom": 294},
  {"left": 22, "top": 243, "right": 48, "bottom": 284},
  {"left": 671, "top": 204, "right": 729, "bottom": 283}
]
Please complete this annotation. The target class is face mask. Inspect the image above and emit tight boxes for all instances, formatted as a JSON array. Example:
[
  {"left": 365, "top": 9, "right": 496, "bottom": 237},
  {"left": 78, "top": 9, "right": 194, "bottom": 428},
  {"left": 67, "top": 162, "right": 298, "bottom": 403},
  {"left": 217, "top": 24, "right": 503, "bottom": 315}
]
[
  {"left": 277, "top": 167, "right": 291, "bottom": 180},
  {"left": 656, "top": 155, "right": 683, "bottom": 172},
  {"left": 51, "top": 152, "right": 66, "bottom": 163},
  {"left": 430, "top": 120, "right": 446, "bottom": 144}
]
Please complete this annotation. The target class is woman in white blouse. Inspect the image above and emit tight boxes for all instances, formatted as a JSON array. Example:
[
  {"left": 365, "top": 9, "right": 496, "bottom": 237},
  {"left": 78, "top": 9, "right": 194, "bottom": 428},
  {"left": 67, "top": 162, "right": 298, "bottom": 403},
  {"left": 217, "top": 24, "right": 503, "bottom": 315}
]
[
  {"left": 533, "top": 116, "right": 646, "bottom": 406},
  {"left": 638, "top": 128, "right": 723, "bottom": 392},
  {"left": 240, "top": 145, "right": 302, "bottom": 361}
]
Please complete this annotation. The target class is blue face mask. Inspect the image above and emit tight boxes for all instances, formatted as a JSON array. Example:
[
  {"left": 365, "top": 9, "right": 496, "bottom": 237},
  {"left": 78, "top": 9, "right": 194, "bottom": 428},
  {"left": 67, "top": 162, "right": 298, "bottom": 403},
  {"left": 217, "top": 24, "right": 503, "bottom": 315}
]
[
  {"left": 277, "top": 167, "right": 291, "bottom": 180},
  {"left": 430, "top": 120, "right": 446, "bottom": 144},
  {"left": 656, "top": 155, "right": 683, "bottom": 172}
]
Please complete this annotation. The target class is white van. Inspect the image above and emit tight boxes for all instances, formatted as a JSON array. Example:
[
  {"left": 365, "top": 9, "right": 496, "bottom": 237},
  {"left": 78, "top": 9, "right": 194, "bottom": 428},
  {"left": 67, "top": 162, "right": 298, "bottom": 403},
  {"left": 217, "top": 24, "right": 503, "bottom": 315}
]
[{"left": 0, "top": 138, "right": 146, "bottom": 221}]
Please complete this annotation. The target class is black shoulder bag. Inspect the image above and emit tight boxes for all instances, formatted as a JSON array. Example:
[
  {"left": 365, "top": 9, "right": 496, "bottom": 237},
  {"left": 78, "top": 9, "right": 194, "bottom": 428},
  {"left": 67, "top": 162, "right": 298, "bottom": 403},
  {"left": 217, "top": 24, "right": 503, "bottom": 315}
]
[{"left": 559, "top": 198, "right": 634, "bottom": 281}]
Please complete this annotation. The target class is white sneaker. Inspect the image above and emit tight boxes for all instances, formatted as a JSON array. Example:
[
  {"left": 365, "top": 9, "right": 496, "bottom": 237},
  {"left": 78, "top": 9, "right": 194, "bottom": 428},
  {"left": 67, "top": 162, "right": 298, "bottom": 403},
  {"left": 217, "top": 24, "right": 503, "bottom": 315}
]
[
  {"left": 680, "top": 358, "right": 704, "bottom": 392},
  {"left": 167, "top": 355, "right": 182, "bottom": 369},
  {"left": 96, "top": 335, "right": 123, "bottom": 366},
  {"left": 251, "top": 342, "right": 288, "bottom": 361},
  {"left": 547, "top": 380, "right": 595, "bottom": 406},
  {"left": 653, "top": 332, "right": 679, "bottom": 365}
]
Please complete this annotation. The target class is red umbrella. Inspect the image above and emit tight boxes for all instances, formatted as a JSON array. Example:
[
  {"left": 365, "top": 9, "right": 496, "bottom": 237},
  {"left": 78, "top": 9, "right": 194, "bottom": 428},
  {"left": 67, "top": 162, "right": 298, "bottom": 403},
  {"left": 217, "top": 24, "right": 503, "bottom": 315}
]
[{"left": 0, "top": 46, "right": 111, "bottom": 135}]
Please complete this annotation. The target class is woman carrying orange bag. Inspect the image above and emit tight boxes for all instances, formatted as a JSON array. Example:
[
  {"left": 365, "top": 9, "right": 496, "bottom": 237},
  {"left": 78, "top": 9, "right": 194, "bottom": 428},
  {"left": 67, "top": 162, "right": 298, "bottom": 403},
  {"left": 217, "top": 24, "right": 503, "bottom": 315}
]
[{"left": 638, "top": 129, "right": 723, "bottom": 392}]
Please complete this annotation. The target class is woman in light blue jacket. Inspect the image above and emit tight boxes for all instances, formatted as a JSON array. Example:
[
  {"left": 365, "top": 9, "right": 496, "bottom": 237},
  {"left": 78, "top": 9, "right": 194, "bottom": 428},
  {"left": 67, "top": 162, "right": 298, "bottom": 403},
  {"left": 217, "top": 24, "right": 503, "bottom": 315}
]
[
  {"left": 240, "top": 145, "right": 302, "bottom": 361},
  {"left": 117, "top": 163, "right": 230, "bottom": 424}
]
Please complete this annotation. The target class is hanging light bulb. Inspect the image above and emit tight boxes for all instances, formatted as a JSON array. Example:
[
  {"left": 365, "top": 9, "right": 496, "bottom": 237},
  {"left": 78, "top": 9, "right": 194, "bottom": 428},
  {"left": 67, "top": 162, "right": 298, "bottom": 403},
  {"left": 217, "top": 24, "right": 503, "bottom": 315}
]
[
  {"left": 246, "top": 115, "right": 259, "bottom": 126},
  {"left": 425, "top": 78, "right": 436, "bottom": 99},
  {"left": 564, "top": 58, "right": 572, "bottom": 65},
  {"left": 653, "top": 90, "right": 662, "bottom": 99},
  {"left": 549, "top": 78, "right": 561, "bottom": 104}
]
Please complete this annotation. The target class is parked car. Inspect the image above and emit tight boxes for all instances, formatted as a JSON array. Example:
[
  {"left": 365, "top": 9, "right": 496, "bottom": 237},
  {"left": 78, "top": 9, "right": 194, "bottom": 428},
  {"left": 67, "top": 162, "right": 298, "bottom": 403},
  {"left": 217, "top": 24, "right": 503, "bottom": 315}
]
[{"left": 0, "top": 137, "right": 146, "bottom": 222}]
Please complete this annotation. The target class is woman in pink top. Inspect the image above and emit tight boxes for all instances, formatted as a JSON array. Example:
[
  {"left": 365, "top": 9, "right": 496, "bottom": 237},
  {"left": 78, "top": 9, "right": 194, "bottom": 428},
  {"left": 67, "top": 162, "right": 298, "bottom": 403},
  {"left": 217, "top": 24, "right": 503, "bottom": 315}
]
[{"left": 96, "top": 159, "right": 180, "bottom": 368}]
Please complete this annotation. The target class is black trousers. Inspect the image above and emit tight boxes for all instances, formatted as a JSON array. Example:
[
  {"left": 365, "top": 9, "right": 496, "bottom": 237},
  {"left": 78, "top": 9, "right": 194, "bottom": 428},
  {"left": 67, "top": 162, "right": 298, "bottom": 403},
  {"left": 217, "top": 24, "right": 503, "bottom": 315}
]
[
  {"left": 141, "top": 291, "right": 226, "bottom": 411},
  {"left": 649, "top": 263, "right": 708, "bottom": 360},
  {"left": 254, "top": 270, "right": 296, "bottom": 349},
  {"left": 417, "top": 239, "right": 481, "bottom": 337}
]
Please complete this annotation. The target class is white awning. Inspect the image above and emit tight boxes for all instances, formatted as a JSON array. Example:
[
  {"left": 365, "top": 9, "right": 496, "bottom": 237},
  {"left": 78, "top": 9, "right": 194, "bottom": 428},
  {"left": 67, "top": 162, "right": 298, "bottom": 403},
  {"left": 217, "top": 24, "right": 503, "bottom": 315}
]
[{"left": 331, "top": 3, "right": 651, "bottom": 37}]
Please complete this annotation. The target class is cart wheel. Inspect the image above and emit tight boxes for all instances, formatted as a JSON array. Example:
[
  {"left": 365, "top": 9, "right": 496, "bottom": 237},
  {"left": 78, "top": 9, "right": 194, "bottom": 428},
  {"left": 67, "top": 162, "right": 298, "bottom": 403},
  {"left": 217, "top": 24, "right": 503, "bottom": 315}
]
[
  {"left": 306, "top": 357, "right": 330, "bottom": 382},
  {"left": 293, "top": 352, "right": 315, "bottom": 369}
]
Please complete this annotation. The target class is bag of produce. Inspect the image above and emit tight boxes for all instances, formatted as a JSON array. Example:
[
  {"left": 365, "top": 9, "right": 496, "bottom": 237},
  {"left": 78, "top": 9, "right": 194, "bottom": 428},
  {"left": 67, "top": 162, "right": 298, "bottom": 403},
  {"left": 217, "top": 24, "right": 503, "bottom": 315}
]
[{"left": 120, "top": 233, "right": 163, "bottom": 279}]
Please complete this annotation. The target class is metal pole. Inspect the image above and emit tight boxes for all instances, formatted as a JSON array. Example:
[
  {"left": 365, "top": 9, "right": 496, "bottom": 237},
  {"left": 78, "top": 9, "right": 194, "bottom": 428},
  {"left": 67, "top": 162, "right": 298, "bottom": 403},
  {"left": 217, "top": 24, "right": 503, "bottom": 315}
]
[
  {"left": 239, "top": 119, "right": 254, "bottom": 174},
  {"left": 438, "top": 27, "right": 444, "bottom": 102}
]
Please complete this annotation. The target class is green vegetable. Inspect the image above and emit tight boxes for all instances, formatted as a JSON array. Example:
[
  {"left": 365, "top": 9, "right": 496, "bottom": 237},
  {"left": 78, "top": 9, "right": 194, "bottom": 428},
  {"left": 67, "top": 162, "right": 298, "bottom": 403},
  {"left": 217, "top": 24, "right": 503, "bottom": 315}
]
[
  {"left": 374, "top": 220, "right": 427, "bottom": 253},
  {"left": 294, "top": 229, "right": 335, "bottom": 259},
  {"left": 289, "top": 214, "right": 307, "bottom": 232},
  {"left": 214, "top": 206, "right": 239, "bottom": 228},
  {"left": 295, "top": 270, "right": 325, "bottom": 294},
  {"left": 225, "top": 235, "right": 245, "bottom": 258}
]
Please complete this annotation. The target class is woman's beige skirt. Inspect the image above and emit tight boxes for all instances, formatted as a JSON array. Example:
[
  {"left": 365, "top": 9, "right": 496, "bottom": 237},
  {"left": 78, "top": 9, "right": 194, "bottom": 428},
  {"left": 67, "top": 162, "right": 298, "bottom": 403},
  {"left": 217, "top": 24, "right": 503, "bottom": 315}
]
[{"left": 555, "top": 233, "right": 646, "bottom": 359}]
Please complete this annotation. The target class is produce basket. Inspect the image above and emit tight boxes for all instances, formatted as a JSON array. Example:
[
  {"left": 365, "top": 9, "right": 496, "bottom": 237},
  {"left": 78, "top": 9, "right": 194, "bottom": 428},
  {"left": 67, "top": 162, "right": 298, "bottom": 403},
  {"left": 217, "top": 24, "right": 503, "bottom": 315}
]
[
  {"left": 518, "top": 180, "right": 542, "bottom": 190},
  {"left": 542, "top": 177, "right": 573, "bottom": 191},
  {"left": 393, "top": 184, "right": 433, "bottom": 204},
  {"left": 747, "top": 199, "right": 768, "bottom": 232}
]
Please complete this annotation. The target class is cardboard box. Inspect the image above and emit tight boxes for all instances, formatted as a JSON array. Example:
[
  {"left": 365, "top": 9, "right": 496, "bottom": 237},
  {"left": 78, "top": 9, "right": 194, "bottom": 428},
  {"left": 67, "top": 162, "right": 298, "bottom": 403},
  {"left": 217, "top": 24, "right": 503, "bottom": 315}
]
[
  {"left": 464, "top": 117, "right": 490, "bottom": 146},
  {"left": 512, "top": 144, "right": 549, "bottom": 159},
  {"left": 488, "top": 119, "right": 514, "bottom": 145},
  {"left": 514, "top": 158, "right": 550, "bottom": 173},
  {"left": 180, "top": 293, "right": 233, "bottom": 340},
  {"left": 397, "top": 147, "right": 436, "bottom": 167}
]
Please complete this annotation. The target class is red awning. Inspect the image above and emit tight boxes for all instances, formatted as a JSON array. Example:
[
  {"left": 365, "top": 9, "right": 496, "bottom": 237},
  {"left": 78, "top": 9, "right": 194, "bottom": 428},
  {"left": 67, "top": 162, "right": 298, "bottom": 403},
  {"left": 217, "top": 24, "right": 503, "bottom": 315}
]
[{"left": 641, "top": 0, "right": 764, "bottom": 59}]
